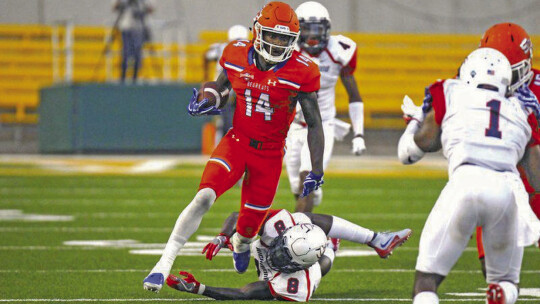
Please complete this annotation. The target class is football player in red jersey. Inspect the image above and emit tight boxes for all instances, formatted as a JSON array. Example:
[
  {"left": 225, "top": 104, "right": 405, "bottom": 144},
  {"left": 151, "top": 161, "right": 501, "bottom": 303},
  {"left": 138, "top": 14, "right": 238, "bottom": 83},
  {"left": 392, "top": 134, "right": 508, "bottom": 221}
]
[
  {"left": 475, "top": 23, "right": 540, "bottom": 281},
  {"left": 143, "top": 2, "right": 324, "bottom": 293}
]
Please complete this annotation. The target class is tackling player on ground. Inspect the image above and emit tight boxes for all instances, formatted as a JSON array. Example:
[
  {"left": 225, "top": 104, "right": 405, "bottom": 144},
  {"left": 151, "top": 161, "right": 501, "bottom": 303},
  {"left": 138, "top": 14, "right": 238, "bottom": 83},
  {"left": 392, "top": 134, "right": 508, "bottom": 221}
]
[
  {"left": 166, "top": 209, "right": 411, "bottom": 301},
  {"left": 285, "top": 1, "right": 366, "bottom": 212},
  {"left": 474, "top": 23, "right": 540, "bottom": 277},
  {"left": 399, "top": 48, "right": 540, "bottom": 304},
  {"left": 143, "top": 2, "right": 325, "bottom": 292}
]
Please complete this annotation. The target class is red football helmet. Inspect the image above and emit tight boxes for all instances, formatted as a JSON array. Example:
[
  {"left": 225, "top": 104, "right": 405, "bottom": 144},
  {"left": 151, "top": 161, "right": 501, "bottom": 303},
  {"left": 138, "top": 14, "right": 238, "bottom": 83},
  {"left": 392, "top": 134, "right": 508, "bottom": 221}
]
[
  {"left": 480, "top": 23, "right": 533, "bottom": 92},
  {"left": 252, "top": 1, "right": 300, "bottom": 64}
]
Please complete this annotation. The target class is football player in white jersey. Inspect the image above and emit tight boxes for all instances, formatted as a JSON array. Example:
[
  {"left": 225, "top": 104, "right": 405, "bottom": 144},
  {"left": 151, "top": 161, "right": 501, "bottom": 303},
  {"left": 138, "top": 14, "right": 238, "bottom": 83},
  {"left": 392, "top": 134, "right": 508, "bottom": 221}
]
[
  {"left": 166, "top": 209, "right": 411, "bottom": 301},
  {"left": 398, "top": 48, "right": 540, "bottom": 304},
  {"left": 285, "top": 1, "right": 365, "bottom": 212}
]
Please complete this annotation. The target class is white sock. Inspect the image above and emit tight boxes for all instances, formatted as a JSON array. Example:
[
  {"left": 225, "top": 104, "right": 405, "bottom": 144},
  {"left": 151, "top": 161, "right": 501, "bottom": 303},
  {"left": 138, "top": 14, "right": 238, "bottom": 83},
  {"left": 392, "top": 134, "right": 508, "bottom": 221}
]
[
  {"left": 328, "top": 216, "right": 375, "bottom": 244},
  {"left": 151, "top": 188, "right": 216, "bottom": 276},
  {"left": 499, "top": 282, "right": 518, "bottom": 304},
  {"left": 413, "top": 291, "right": 439, "bottom": 304},
  {"left": 231, "top": 232, "right": 256, "bottom": 253}
]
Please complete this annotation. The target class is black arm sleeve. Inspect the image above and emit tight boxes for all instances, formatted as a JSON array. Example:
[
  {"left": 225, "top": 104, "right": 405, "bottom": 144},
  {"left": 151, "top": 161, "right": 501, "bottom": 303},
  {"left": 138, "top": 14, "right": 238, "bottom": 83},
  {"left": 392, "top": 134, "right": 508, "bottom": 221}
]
[{"left": 202, "top": 281, "right": 275, "bottom": 301}]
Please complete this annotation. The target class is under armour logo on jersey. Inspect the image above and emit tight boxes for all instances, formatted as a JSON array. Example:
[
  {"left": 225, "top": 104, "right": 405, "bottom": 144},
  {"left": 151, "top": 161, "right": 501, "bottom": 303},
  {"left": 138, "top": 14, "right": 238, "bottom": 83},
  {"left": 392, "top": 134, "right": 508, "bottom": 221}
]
[
  {"left": 268, "top": 79, "right": 277, "bottom": 86},
  {"left": 520, "top": 38, "right": 532, "bottom": 55}
]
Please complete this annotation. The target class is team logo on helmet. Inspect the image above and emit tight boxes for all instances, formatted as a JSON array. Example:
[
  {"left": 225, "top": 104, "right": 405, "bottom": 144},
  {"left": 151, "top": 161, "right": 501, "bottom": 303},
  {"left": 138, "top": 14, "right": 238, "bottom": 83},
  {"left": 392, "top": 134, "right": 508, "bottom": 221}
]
[{"left": 520, "top": 38, "right": 532, "bottom": 55}]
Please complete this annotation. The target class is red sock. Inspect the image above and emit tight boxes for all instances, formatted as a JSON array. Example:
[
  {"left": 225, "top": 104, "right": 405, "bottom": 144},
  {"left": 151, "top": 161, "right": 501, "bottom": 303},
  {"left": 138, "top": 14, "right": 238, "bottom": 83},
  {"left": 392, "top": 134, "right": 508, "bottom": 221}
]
[{"left": 476, "top": 227, "right": 485, "bottom": 260}]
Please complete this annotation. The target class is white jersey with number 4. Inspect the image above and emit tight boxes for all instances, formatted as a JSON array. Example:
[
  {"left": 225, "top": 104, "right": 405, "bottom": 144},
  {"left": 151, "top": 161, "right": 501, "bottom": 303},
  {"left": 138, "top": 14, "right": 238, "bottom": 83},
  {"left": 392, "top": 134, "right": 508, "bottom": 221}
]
[
  {"left": 296, "top": 35, "right": 357, "bottom": 122},
  {"left": 434, "top": 79, "right": 532, "bottom": 175},
  {"left": 251, "top": 209, "right": 322, "bottom": 302}
]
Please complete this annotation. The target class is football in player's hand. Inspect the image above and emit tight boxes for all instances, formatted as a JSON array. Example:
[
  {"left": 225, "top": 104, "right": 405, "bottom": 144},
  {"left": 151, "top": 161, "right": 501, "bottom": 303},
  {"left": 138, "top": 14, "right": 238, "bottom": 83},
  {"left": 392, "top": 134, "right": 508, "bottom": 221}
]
[{"left": 198, "top": 81, "right": 229, "bottom": 109}]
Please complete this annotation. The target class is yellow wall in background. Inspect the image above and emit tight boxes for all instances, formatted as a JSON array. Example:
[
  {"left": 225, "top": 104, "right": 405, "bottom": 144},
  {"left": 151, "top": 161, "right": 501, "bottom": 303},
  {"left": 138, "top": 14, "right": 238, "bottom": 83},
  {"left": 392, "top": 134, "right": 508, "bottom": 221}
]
[{"left": 0, "top": 24, "right": 538, "bottom": 127}]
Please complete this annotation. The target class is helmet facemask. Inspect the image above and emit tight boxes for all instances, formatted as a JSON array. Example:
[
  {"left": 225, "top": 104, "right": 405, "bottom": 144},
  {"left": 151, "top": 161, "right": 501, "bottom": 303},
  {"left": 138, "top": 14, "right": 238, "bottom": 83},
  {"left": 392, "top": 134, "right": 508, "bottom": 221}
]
[
  {"left": 254, "top": 22, "right": 299, "bottom": 64},
  {"left": 510, "top": 58, "right": 533, "bottom": 92},
  {"left": 266, "top": 231, "right": 304, "bottom": 274},
  {"left": 298, "top": 19, "right": 330, "bottom": 56}
]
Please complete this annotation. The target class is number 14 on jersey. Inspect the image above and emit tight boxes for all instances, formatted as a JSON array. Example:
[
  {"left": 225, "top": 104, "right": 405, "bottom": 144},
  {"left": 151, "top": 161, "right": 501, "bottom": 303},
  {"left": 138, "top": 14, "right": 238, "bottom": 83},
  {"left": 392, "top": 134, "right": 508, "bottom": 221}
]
[{"left": 245, "top": 89, "right": 274, "bottom": 121}]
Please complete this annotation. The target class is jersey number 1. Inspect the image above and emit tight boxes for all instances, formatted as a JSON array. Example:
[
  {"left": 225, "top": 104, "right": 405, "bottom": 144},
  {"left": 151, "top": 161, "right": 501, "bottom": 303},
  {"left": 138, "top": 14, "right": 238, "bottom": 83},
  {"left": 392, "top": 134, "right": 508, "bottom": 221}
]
[
  {"left": 485, "top": 99, "right": 502, "bottom": 139},
  {"left": 245, "top": 89, "right": 274, "bottom": 121}
]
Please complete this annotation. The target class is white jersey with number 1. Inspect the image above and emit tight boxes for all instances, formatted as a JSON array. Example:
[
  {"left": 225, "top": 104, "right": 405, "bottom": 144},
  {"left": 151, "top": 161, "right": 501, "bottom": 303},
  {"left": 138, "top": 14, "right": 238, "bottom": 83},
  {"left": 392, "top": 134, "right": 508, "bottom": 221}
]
[{"left": 251, "top": 209, "right": 322, "bottom": 302}]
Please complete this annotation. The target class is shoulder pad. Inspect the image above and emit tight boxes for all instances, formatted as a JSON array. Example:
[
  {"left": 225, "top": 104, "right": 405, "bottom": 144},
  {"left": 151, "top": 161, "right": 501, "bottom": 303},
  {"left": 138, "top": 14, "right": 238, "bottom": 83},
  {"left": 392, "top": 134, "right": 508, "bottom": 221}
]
[{"left": 326, "top": 35, "right": 357, "bottom": 66}]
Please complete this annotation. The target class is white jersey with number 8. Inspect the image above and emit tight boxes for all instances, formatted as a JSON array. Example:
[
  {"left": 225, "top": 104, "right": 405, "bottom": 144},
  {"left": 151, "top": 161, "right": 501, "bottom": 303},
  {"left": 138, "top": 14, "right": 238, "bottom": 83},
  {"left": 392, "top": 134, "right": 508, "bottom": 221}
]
[{"left": 251, "top": 209, "right": 322, "bottom": 302}]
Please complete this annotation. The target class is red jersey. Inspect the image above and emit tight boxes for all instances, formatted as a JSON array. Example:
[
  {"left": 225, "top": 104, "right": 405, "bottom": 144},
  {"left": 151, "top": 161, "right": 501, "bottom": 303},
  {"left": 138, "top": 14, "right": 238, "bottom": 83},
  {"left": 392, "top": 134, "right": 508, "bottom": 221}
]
[{"left": 219, "top": 40, "right": 320, "bottom": 144}]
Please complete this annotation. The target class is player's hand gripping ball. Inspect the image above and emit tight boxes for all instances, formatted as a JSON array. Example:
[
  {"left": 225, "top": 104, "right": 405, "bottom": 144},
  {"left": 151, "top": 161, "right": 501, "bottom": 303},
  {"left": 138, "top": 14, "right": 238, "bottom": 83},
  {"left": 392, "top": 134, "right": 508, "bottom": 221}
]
[{"left": 197, "top": 81, "right": 230, "bottom": 109}]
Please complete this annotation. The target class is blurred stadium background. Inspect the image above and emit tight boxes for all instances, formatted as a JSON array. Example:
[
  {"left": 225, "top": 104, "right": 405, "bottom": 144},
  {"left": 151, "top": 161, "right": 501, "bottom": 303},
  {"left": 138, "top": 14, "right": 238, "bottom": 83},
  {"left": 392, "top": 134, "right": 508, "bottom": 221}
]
[
  {"left": 0, "top": 1, "right": 539, "bottom": 303},
  {"left": 0, "top": 0, "right": 538, "bottom": 153}
]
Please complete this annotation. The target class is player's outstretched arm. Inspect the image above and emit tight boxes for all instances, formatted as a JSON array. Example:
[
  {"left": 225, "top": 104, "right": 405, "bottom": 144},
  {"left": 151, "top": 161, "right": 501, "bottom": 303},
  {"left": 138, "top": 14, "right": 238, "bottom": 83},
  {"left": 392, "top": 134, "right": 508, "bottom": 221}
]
[
  {"left": 167, "top": 272, "right": 274, "bottom": 301},
  {"left": 203, "top": 281, "right": 275, "bottom": 301}
]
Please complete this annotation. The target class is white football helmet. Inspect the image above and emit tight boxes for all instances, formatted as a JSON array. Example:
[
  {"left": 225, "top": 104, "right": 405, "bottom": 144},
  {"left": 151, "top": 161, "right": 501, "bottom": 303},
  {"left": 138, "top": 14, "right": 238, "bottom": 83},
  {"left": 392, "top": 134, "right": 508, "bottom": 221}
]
[
  {"left": 459, "top": 47, "right": 512, "bottom": 97},
  {"left": 227, "top": 25, "right": 249, "bottom": 42},
  {"left": 295, "top": 1, "right": 331, "bottom": 56},
  {"left": 266, "top": 223, "right": 327, "bottom": 273}
]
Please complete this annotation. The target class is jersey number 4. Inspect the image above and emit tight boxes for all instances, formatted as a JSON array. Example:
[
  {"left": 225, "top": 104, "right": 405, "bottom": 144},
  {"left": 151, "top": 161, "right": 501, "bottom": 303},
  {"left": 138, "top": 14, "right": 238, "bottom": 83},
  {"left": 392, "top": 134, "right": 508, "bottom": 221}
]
[
  {"left": 245, "top": 89, "right": 274, "bottom": 121},
  {"left": 485, "top": 99, "right": 502, "bottom": 139}
]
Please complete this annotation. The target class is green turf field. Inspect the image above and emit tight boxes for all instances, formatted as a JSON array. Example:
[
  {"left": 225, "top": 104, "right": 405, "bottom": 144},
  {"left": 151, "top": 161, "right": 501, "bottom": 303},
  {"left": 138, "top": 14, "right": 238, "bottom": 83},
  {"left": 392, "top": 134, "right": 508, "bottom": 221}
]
[{"left": 0, "top": 163, "right": 538, "bottom": 303}]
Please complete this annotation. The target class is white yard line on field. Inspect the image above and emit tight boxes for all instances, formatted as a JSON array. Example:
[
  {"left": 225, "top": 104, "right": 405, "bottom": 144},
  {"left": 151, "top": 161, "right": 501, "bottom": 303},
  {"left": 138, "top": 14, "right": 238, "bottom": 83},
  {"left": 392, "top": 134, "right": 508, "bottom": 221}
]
[{"left": 0, "top": 269, "right": 538, "bottom": 274}]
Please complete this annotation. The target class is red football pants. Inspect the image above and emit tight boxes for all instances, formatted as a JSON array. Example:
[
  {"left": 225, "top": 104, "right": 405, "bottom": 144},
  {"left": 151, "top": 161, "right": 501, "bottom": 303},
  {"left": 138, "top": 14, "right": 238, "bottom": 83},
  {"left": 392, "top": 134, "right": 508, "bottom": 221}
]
[{"left": 199, "top": 129, "right": 285, "bottom": 238}]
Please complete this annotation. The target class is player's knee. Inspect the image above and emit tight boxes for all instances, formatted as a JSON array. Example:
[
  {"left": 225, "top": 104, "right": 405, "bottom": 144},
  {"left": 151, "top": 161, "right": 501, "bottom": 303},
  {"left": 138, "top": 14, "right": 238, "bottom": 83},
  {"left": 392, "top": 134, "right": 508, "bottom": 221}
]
[{"left": 192, "top": 188, "right": 217, "bottom": 213}]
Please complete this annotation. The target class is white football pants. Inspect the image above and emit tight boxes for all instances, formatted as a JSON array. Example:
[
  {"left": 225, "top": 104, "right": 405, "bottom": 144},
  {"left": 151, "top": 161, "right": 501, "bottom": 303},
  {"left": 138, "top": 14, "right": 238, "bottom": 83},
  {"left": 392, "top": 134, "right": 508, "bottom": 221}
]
[
  {"left": 285, "top": 119, "right": 335, "bottom": 197},
  {"left": 415, "top": 165, "right": 523, "bottom": 284}
]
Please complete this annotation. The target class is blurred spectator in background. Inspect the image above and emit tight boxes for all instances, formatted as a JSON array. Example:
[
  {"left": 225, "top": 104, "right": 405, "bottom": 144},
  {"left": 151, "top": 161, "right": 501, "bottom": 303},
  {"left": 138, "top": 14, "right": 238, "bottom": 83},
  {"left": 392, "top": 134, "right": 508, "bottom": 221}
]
[
  {"left": 203, "top": 25, "right": 249, "bottom": 142},
  {"left": 113, "top": 0, "right": 154, "bottom": 83}
]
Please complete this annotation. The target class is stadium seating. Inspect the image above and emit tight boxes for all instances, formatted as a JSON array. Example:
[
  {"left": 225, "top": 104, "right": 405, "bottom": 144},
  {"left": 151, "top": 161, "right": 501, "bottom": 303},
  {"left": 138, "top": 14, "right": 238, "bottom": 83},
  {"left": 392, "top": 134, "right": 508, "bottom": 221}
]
[{"left": 0, "top": 24, "right": 538, "bottom": 127}]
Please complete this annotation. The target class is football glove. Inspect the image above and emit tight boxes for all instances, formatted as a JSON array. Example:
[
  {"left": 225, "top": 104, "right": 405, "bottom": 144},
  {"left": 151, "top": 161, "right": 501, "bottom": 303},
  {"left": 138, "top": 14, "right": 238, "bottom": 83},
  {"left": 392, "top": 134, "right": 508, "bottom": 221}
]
[
  {"left": 166, "top": 271, "right": 204, "bottom": 294},
  {"left": 300, "top": 171, "right": 324, "bottom": 198},
  {"left": 401, "top": 95, "right": 424, "bottom": 124},
  {"left": 187, "top": 88, "right": 222, "bottom": 116},
  {"left": 352, "top": 136, "right": 366, "bottom": 156},
  {"left": 201, "top": 233, "right": 233, "bottom": 260}
]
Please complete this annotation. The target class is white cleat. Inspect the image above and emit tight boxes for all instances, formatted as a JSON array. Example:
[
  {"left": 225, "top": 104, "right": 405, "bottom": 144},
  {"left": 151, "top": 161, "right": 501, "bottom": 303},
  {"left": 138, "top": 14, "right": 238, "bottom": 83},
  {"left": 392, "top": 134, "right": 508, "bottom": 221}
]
[{"left": 368, "top": 229, "right": 412, "bottom": 258}]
